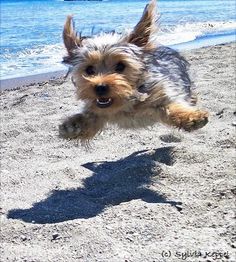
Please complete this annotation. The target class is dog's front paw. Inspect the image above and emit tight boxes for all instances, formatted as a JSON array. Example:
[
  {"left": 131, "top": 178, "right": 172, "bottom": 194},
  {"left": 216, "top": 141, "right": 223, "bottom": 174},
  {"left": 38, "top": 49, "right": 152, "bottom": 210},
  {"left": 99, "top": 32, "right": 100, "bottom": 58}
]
[
  {"left": 59, "top": 113, "right": 104, "bottom": 141},
  {"left": 181, "top": 110, "right": 209, "bottom": 132},
  {"left": 167, "top": 104, "right": 209, "bottom": 132},
  {"left": 174, "top": 110, "right": 209, "bottom": 132},
  {"left": 59, "top": 115, "right": 82, "bottom": 139}
]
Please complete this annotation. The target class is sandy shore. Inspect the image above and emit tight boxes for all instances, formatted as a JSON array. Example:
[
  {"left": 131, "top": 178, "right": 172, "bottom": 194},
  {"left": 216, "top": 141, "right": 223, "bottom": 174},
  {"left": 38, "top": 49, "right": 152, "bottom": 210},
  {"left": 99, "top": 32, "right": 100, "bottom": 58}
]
[
  {"left": 1, "top": 43, "right": 235, "bottom": 261},
  {"left": 0, "top": 70, "right": 66, "bottom": 91}
]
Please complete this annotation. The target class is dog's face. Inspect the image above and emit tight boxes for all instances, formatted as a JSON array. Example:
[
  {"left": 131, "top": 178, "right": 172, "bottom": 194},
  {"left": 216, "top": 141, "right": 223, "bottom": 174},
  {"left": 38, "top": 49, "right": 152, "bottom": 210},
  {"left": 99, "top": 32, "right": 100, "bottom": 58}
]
[
  {"left": 63, "top": 0, "right": 157, "bottom": 114},
  {"left": 66, "top": 37, "right": 145, "bottom": 114}
]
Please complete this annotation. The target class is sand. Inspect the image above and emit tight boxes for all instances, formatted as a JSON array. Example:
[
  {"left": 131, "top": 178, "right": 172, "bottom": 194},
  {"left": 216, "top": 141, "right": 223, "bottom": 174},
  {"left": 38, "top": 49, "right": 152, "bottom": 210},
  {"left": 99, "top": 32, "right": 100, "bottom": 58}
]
[
  {"left": 0, "top": 43, "right": 235, "bottom": 262},
  {"left": 0, "top": 71, "right": 66, "bottom": 91}
]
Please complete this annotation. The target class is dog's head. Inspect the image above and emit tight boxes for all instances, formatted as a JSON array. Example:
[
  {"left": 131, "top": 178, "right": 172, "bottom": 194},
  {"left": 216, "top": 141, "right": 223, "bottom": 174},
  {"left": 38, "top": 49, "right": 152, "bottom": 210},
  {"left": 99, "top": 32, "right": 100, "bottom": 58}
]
[{"left": 63, "top": 0, "right": 157, "bottom": 114}]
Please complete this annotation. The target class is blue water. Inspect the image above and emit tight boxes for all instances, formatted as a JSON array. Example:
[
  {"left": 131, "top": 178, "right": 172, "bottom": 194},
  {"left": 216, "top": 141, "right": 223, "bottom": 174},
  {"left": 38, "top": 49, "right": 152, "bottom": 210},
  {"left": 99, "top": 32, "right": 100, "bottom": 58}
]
[{"left": 0, "top": 0, "right": 235, "bottom": 79}]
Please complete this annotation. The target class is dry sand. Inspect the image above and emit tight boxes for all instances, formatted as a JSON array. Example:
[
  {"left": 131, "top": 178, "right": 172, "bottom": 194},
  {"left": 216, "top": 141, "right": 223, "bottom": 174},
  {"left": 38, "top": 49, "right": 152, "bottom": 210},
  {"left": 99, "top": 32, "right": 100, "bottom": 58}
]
[{"left": 0, "top": 43, "right": 235, "bottom": 262}]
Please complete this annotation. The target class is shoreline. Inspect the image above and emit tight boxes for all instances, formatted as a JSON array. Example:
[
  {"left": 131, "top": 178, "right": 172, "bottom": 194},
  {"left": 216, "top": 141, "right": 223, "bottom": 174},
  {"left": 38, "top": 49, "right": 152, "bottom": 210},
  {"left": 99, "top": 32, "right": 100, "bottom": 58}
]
[
  {"left": 1, "top": 39, "right": 235, "bottom": 91},
  {"left": 0, "top": 70, "right": 66, "bottom": 91}
]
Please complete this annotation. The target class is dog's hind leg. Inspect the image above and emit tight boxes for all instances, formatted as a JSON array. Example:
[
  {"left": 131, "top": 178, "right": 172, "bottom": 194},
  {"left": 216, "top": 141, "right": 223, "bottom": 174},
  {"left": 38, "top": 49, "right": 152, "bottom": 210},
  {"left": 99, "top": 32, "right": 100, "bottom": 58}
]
[
  {"left": 160, "top": 103, "right": 209, "bottom": 132},
  {"left": 59, "top": 112, "right": 105, "bottom": 141}
]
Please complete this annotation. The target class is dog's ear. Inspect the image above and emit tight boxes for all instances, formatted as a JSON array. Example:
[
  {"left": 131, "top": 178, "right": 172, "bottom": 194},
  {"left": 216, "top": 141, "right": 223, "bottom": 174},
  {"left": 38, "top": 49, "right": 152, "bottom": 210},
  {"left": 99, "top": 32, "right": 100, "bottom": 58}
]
[
  {"left": 127, "top": 0, "right": 157, "bottom": 48},
  {"left": 63, "top": 15, "right": 81, "bottom": 54}
]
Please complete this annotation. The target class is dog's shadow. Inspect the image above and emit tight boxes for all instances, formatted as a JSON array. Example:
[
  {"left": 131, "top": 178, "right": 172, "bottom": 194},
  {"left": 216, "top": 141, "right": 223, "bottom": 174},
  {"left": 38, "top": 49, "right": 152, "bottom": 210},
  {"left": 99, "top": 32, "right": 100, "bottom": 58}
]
[{"left": 7, "top": 147, "right": 182, "bottom": 224}]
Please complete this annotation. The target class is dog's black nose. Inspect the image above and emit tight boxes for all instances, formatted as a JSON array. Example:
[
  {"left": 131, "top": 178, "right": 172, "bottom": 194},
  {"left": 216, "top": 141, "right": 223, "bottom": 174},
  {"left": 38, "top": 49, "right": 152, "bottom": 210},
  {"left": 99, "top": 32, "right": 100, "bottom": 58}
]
[{"left": 95, "top": 84, "right": 109, "bottom": 96}]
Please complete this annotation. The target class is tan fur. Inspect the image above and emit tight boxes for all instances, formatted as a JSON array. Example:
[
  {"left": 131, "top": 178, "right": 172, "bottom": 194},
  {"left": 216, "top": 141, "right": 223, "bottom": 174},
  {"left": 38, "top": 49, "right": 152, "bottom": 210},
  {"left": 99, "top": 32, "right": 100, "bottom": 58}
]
[
  {"left": 163, "top": 103, "right": 209, "bottom": 131},
  {"left": 70, "top": 50, "right": 145, "bottom": 116},
  {"left": 63, "top": 15, "right": 81, "bottom": 53},
  {"left": 59, "top": 0, "right": 209, "bottom": 142},
  {"left": 59, "top": 112, "right": 105, "bottom": 142},
  {"left": 78, "top": 73, "right": 134, "bottom": 115},
  {"left": 128, "top": 0, "right": 158, "bottom": 48},
  {"left": 106, "top": 98, "right": 208, "bottom": 132}
]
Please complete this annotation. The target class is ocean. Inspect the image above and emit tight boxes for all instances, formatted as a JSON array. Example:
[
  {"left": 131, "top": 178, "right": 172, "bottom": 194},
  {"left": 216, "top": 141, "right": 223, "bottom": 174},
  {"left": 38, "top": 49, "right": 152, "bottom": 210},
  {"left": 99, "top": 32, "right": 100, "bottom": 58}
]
[{"left": 0, "top": 0, "right": 235, "bottom": 80}]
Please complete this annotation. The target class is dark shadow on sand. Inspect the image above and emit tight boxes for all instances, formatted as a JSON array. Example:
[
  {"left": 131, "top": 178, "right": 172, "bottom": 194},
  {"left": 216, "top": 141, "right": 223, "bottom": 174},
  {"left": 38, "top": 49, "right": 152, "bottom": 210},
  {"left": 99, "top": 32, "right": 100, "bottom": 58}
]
[{"left": 7, "top": 146, "right": 182, "bottom": 224}]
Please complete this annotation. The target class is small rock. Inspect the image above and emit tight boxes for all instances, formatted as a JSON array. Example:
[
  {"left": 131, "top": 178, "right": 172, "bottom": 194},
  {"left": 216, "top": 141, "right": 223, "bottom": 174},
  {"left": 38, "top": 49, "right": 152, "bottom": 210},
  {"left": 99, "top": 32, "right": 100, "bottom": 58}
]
[
  {"left": 52, "top": 233, "right": 60, "bottom": 240},
  {"left": 232, "top": 122, "right": 236, "bottom": 127},
  {"left": 219, "top": 192, "right": 226, "bottom": 197},
  {"left": 216, "top": 108, "right": 225, "bottom": 116},
  {"left": 39, "top": 82, "right": 47, "bottom": 87},
  {"left": 231, "top": 188, "right": 236, "bottom": 195},
  {"left": 176, "top": 205, "right": 183, "bottom": 212},
  {"left": 159, "top": 134, "right": 181, "bottom": 143},
  {"left": 126, "top": 230, "right": 134, "bottom": 234},
  {"left": 126, "top": 237, "right": 134, "bottom": 242},
  {"left": 20, "top": 235, "right": 27, "bottom": 241}
]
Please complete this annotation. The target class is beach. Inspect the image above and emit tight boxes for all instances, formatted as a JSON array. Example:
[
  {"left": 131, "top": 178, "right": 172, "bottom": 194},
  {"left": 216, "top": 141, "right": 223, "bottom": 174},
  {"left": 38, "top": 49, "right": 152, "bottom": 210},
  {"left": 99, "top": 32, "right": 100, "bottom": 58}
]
[
  {"left": 1, "top": 42, "right": 235, "bottom": 261},
  {"left": 1, "top": 0, "right": 235, "bottom": 80}
]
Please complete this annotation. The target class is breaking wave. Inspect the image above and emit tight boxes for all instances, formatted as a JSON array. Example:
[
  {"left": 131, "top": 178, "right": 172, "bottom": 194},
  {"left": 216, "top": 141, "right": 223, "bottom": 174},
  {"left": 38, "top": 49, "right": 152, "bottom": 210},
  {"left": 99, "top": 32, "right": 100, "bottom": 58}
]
[
  {"left": 1, "top": 21, "right": 235, "bottom": 79},
  {"left": 158, "top": 21, "right": 236, "bottom": 45}
]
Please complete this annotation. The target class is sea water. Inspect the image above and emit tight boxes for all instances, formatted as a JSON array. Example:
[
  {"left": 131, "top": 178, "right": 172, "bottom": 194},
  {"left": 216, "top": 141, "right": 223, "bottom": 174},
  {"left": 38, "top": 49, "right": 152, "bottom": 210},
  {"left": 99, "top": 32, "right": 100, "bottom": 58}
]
[{"left": 0, "top": 0, "right": 235, "bottom": 79}]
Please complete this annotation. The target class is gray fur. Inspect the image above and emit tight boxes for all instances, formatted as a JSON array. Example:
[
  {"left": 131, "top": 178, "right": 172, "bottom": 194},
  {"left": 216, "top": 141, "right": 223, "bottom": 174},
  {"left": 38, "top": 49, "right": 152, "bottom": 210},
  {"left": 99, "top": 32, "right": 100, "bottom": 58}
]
[
  {"left": 64, "top": 39, "right": 193, "bottom": 105},
  {"left": 59, "top": 0, "right": 208, "bottom": 140}
]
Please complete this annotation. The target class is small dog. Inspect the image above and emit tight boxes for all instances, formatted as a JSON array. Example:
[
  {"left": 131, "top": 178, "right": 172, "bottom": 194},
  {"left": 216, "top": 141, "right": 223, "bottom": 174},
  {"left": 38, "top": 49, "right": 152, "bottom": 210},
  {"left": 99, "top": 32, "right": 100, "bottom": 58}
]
[{"left": 59, "top": 0, "right": 208, "bottom": 142}]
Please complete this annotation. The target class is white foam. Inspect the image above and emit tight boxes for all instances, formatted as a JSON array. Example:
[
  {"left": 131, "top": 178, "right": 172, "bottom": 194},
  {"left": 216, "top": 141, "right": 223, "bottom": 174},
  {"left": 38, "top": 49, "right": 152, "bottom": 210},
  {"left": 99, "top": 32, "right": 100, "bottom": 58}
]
[
  {"left": 1, "top": 43, "right": 67, "bottom": 79},
  {"left": 157, "top": 20, "right": 236, "bottom": 45},
  {"left": 1, "top": 21, "right": 235, "bottom": 80}
]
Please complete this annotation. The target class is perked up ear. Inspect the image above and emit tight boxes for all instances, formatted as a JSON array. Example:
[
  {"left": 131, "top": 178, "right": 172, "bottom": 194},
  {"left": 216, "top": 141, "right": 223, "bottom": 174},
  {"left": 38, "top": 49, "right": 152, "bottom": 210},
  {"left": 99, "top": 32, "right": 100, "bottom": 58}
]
[
  {"left": 128, "top": 0, "right": 158, "bottom": 48},
  {"left": 63, "top": 15, "right": 81, "bottom": 54}
]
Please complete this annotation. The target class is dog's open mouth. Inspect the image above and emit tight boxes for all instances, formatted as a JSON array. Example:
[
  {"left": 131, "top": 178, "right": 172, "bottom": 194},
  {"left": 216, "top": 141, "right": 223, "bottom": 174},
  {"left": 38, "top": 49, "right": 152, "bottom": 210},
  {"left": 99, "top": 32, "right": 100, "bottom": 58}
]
[{"left": 96, "top": 98, "right": 113, "bottom": 108}]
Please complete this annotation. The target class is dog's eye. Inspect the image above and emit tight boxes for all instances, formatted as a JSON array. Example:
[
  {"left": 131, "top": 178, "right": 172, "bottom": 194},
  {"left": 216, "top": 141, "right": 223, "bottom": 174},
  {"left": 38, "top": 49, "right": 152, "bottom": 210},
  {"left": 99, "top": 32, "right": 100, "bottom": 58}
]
[
  {"left": 115, "top": 62, "right": 126, "bottom": 73},
  {"left": 85, "top": 65, "right": 95, "bottom": 75}
]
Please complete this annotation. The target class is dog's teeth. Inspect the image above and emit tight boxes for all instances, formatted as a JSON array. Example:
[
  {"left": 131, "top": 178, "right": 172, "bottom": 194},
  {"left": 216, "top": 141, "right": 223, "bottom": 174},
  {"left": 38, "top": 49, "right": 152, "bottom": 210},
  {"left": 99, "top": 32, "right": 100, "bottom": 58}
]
[{"left": 97, "top": 98, "right": 111, "bottom": 105}]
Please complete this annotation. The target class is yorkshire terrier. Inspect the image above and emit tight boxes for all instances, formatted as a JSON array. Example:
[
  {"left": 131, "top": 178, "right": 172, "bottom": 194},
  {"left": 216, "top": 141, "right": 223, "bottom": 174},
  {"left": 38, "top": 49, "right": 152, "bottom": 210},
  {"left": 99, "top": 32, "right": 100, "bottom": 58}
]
[{"left": 59, "top": 0, "right": 208, "bottom": 142}]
